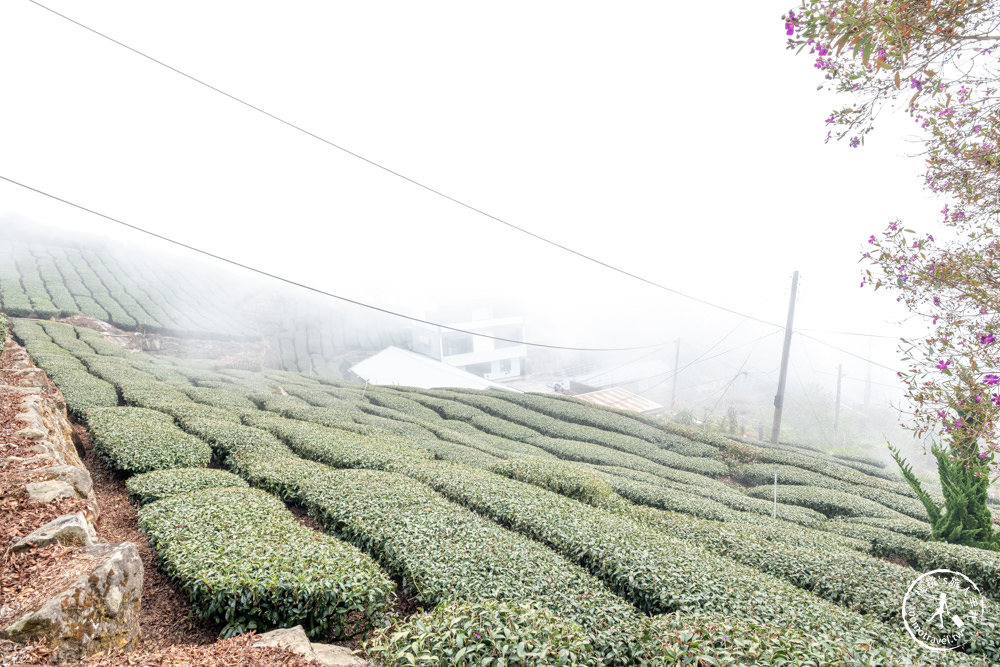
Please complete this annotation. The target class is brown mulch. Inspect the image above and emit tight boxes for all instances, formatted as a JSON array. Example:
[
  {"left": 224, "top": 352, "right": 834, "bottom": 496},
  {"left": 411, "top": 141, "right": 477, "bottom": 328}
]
[
  {"left": 73, "top": 422, "right": 222, "bottom": 651},
  {"left": 0, "top": 544, "right": 95, "bottom": 627},
  {"left": 79, "top": 633, "right": 315, "bottom": 667}
]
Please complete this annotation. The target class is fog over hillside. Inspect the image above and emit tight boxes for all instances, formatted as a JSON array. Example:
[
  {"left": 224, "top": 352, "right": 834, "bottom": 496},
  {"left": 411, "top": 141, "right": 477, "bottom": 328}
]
[{"left": 0, "top": 0, "right": 945, "bottom": 465}]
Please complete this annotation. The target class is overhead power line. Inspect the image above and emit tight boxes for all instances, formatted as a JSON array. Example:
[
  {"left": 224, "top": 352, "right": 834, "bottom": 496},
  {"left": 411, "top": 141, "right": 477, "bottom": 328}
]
[
  {"left": 795, "top": 331, "right": 898, "bottom": 372},
  {"left": 797, "top": 327, "right": 899, "bottom": 340},
  {"left": 26, "top": 0, "right": 790, "bottom": 329},
  {"left": 0, "top": 174, "right": 665, "bottom": 353}
]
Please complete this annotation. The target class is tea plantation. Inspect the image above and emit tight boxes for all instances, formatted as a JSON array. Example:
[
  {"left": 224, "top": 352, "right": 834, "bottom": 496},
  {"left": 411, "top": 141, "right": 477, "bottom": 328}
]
[{"left": 9, "top": 312, "right": 1000, "bottom": 665}]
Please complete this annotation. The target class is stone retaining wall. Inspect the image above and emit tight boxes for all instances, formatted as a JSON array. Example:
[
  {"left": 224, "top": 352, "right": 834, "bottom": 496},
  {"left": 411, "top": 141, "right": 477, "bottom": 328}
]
[{"left": 1, "top": 336, "right": 143, "bottom": 663}]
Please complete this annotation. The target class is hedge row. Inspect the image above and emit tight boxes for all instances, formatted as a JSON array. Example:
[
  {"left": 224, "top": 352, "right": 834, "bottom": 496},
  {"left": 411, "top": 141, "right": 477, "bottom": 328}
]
[
  {"left": 138, "top": 486, "right": 395, "bottom": 638},
  {"left": 746, "top": 484, "right": 911, "bottom": 520},
  {"left": 366, "top": 601, "right": 932, "bottom": 666},
  {"left": 847, "top": 516, "right": 932, "bottom": 540},
  {"left": 11, "top": 320, "right": 119, "bottom": 417},
  {"left": 126, "top": 467, "right": 249, "bottom": 505},
  {"left": 599, "top": 470, "right": 825, "bottom": 527},
  {"left": 365, "top": 389, "right": 444, "bottom": 422},
  {"left": 736, "top": 463, "right": 929, "bottom": 521},
  {"left": 38, "top": 321, "right": 100, "bottom": 358},
  {"left": 85, "top": 406, "right": 212, "bottom": 474},
  {"left": 185, "top": 386, "right": 258, "bottom": 410},
  {"left": 402, "top": 460, "right": 914, "bottom": 654},
  {"left": 437, "top": 391, "right": 729, "bottom": 478},
  {"left": 293, "top": 467, "right": 641, "bottom": 648},
  {"left": 488, "top": 457, "right": 615, "bottom": 507},
  {"left": 488, "top": 391, "right": 673, "bottom": 444},
  {"left": 241, "top": 410, "right": 432, "bottom": 472},
  {"left": 351, "top": 407, "right": 502, "bottom": 468},
  {"left": 749, "top": 446, "right": 918, "bottom": 498},
  {"left": 627, "top": 503, "right": 1000, "bottom": 662},
  {"left": 426, "top": 420, "right": 558, "bottom": 461},
  {"left": 821, "top": 519, "right": 1000, "bottom": 602}
]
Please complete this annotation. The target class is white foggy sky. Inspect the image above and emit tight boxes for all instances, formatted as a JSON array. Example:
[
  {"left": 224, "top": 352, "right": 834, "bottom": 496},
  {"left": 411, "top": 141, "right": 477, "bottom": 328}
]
[{"left": 0, "top": 0, "right": 944, "bottom": 411}]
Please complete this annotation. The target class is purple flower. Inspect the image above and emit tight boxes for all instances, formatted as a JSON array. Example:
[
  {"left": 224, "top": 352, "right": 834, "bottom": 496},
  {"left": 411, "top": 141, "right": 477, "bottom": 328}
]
[
  {"left": 984, "top": 374, "right": 1000, "bottom": 386},
  {"left": 849, "top": 136, "right": 861, "bottom": 148},
  {"left": 980, "top": 451, "right": 990, "bottom": 460},
  {"left": 937, "top": 359, "right": 951, "bottom": 370},
  {"left": 868, "top": 235, "right": 876, "bottom": 244},
  {"left": 911, "top": 77, "right": 923, "bottom": 91},
  {"left": 786, "top": 21, "right": 795, "bottom": 35},
  {"left": 981, "top": 333, "right": 996, "bottom": 345}
]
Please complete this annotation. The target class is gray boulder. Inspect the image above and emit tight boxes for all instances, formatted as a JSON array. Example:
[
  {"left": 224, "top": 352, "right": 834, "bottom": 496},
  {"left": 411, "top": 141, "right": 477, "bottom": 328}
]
[
  {"left": 25, "top": 480, "right": 77, "bottom": 503},
  {"left": 252, "top": 625, "right": 371, "bottom": 666},
  {"left": 12, "top": 512, "right": 95, "bottom": 552},
  {"left": 1, "top": 542, "right": 143, "bottom": 663}
]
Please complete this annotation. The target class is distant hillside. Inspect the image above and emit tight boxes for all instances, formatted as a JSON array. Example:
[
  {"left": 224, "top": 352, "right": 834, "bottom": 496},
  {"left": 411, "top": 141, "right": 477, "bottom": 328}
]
[{"left": 0, "top": 220, "right": 406, "bottom": 377}]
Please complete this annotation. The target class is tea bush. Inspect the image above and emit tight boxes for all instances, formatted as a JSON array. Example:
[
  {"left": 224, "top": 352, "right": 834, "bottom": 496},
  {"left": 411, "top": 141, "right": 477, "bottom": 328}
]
[
  {"left": 85, "top": 406, "right": 212, "bottom": 474},
  {"left": 746, "top": 484, "right": 909, "bottom": 520},
  {"left": 138, "top": 486, "right": 394, "bottom": 638},
  {"left": 489, "top": 457, "right": 615, "bottom": 507},
  {"left": 127, "top": 467, "right": 248, "bottom": 505}
]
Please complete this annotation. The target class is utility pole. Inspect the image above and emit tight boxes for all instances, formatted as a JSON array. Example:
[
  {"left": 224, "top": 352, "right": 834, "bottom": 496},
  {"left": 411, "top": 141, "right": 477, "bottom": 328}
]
[
  {"left": 670, "top": 338, "right": 680, "bottom": 413},
  {"left": 770, "top": 270, "right": 799, "bottom": 444},
  {"left": 833, "top": 363, "right": 843, "bottom": 446}
]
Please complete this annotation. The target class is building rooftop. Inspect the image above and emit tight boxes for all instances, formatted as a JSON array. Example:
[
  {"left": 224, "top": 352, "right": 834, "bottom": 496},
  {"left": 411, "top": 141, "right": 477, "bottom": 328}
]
[
  {"left": 349, "top": 346, "right": 521, "bottom": 392},
  {"left": 574, "top": 386, "right": 662, "bottom": 413}
]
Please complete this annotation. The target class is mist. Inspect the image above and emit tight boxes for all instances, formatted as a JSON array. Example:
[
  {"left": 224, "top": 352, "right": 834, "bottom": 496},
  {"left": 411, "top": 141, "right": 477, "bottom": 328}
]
[{"left": 0, "top": 0, "right": 950, "bottom": 465}]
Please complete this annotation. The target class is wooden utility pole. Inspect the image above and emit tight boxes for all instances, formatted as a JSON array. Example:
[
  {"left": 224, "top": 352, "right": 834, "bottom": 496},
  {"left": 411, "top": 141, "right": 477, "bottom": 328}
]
[
  {"left": 833, "top": 363, "right": 843, "bottom": 445},
  {"left": 770, "top": 271, "right": 799, "bottom": 444},
  {"left": 670, "top": 338, "right": 680, "bottom": 412}
]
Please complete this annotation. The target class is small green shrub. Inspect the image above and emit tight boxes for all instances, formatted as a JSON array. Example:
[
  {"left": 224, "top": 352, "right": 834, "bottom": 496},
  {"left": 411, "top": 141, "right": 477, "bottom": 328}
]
[
  {"left": 126, "top": 467, "right": 248, "bottom": 505},
  {"left": 366, "top": 600, "right": 596, "bottom": 666},
  {"left": 85, "top": 407, "right": 212, "bottom": 474},
  {"left": 746, "top": 484, "right": 906, "bottom": 519},
  {"left": 138, "top": 486, "right": 395, "bottom": 638},
  {"left": 489, "top": 457, "right": 614, "bottom": 507}
]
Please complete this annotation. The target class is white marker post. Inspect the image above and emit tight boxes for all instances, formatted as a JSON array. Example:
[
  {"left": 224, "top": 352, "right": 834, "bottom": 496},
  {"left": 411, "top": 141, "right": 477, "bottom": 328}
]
[{"left": 773, "top": 466, "right": 777, "bottom": 519}]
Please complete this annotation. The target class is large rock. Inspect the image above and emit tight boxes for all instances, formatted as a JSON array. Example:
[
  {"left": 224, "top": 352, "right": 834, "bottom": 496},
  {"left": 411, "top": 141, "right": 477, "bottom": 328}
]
[
  {"left": 38, "top": 464, "right": 94, "bottom": 497},
  {"left": 252, "top": 626, "right": 371, "bottom": 666},
  {"left": 1, "top": 542, "right": 143, "bottom": 663},
  {"left": 312, "top": 643, "right": 370, "bottom": 666},
  {"left": 25, "top": 479, "right": 77, "bottom": 503},
  {"left": 12, "top": 512, "right": 95, "bottom": 552},
  {"left": 252, "top": 625, "right": 314, "bottom": 660}
]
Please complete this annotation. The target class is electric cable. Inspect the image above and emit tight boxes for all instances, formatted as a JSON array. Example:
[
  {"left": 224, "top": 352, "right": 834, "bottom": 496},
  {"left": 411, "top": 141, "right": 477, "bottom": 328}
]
[
  {"left": 24, "top": 0, "right": 791, "bottom": 329},
  {"left": 795, "top": 331, "right": 898, "bottom": 372},
  {"left": 0, "top": 173, "right": 666, "bottom": 352}
]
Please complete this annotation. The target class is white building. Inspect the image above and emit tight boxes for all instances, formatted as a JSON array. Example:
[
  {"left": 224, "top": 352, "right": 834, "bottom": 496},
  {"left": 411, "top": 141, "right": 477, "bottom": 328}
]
[
  {"left": 411, "top": 314, "right": 527, "bottom": 382},
  {"left": 349, "top": 346, "right": 520, "bottom": 392}
]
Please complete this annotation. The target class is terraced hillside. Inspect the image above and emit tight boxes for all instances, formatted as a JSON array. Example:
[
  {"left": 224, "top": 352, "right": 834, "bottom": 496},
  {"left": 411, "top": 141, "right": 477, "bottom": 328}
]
[
  {"left": 0, "top": 222, "right": 407, "bottom": 375},
  {"left": 9, "top": 314, "right": 1000, "bottom": 665}
]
